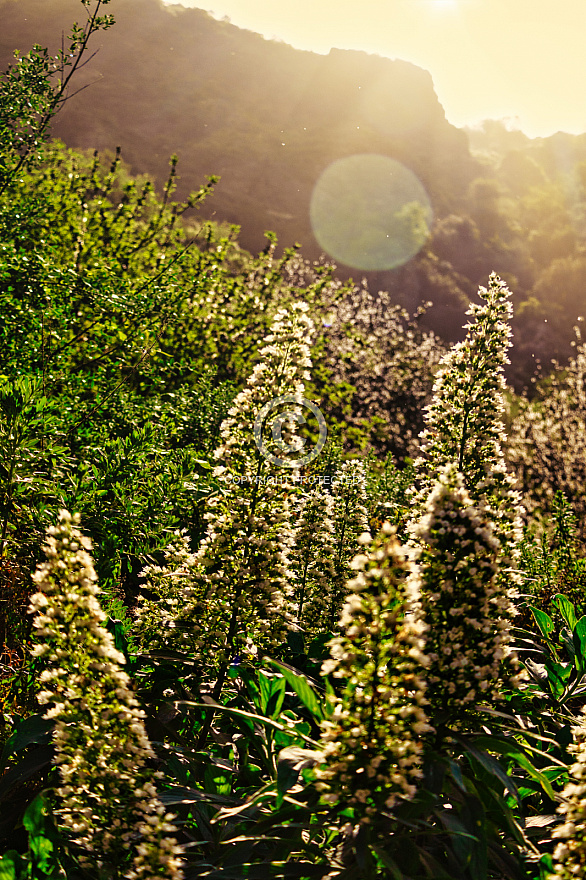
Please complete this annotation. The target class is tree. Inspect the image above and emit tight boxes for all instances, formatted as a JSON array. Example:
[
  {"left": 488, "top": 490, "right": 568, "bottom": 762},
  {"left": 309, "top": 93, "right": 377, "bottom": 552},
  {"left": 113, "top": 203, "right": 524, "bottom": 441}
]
[{"left": 0, "top": 0, "right": 114, "bottom": 195}]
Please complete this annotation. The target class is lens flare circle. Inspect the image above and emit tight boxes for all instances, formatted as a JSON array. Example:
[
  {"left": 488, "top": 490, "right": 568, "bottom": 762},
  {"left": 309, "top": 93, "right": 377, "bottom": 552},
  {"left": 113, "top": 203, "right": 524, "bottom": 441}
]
[{"left": 310, "top": 154, "right": 433, "bottom": 271}]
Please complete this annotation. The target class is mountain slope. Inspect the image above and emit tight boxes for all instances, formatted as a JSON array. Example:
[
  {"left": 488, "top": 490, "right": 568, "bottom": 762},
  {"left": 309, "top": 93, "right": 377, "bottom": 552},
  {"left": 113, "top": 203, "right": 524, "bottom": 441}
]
[{"left": 0, "top": 0, "right": 478, "bottom": 260}]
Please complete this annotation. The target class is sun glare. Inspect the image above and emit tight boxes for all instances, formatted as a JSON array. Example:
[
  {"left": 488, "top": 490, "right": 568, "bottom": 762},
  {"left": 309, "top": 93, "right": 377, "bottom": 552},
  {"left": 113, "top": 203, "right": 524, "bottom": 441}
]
[{"left": 428, "top": 0, "right": 457, "bottom": 9}]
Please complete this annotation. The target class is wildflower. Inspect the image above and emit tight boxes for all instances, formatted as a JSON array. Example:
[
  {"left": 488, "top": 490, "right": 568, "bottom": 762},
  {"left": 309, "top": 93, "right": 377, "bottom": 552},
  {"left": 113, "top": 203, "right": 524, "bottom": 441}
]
[
  {"left": 315, "top": 525, "right": 430, "bottom": 821},
  {"left": 289, "top": 486, "right": 336, "bottom": 634},
  {"left": 413, "top": 273, "right": 524, "bottom": 549},
  {"left": 29, "top": 511, "right": 183, "bottom": 879},
  {"left": 409, "top": 465, "right": 518, "bottom": 720},
  {"left": 323, "top": 282, "right": 444, "bottom": 460},
  {"left": 137, "top": 303, "right": 314, "bottom": 673},
  {"left": 134, "top": 530, "right": 199, "bottom": 654},
  {"left": 407, "top": 275, "right": 523, "bottom": 720},
  {"left": 508, "top": 327, "right": 586, "bottom": 538},
  {"left": 328, "top": 459, "right": 370, "bottom": 626},
  {"left": 550, "top": 708, "right": 586, "bottom": 879}
]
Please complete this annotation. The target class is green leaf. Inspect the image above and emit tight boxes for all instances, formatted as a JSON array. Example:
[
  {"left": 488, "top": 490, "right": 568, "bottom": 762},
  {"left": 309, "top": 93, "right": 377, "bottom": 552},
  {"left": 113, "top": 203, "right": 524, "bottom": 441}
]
[
  {"left": 22, "top": 794, "right": 45, "bottom": 838},
  {"left": 177, "top": 701, "right": 319, "bottom": 746},
  {"left": 258, "top": 671, "right": 287, "bottom": 720},
  {"left": 471, "top": 736, "right": 557, "bottom": 800},
  {"left": 106, "top": 616, "right": 129, "bottom": 661},
  {"left": 276, "top": 758, "right": 299, "bottom": 805},
  {"left": 266, "top": 660, "right": 324, "bottom": 721},
  {"left": 544, "top": 659, "right": 573, "bottom": 699},
  {"left": 553, "top": 594, "right": 577, "bottom": 631},
  {"left": 463, "top": 743, "right": 520, "bottom": 804},
  {"left": 158, "top": 785, "right": 238, "bottom": 808},
  {"left": 21, "top": 793, "right": 63, "bottom": 875},
  {"left": 204, "top": 764, "right": 232, "bottom": 796},
  {"left": 30, "top": 834, "right": 55, "bottom": 874},
  {"left": 530, "top": 606, "right": 555, "bottom": 640},
  {"left": 460, "top": 795, "right": 488, "bottom": 880},
  {"left": 560, "top": 626, "right": 577, "bottom": 659},
  {"left": 447, "top": 759, "right": 468, "bottom": 794},
  {"left": 0, "top": 715, "right": 53, "bottom": 767},
  {"left": 0, "top": 852, "right": 20, "bottom": 880},
  {"left": 573, "top": 616, "right": 586, "bottom": 670}
]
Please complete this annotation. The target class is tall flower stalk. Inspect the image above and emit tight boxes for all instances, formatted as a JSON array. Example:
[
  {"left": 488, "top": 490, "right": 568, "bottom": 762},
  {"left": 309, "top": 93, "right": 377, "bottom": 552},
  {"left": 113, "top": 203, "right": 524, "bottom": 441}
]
[
  {"left": 550, "top": 709, "right": 586, "bottom": 879},
  {"left": 29, "top": 510, "right": 183, "bottom": 879},
  {"left": 189, "top": 302, "right": 315, "bottom": 673},
  {"left": 289, "top": 486, "right": 336, "bottom": 635},
  {"left": 409, "top": 464, "right": 518, "bottom": 722},
  {"left": 315, "top": 524, "right": 430, "bottom": 822},
  {"left": 413, "top": 272, "right": 523, "bottom": 532},
  {"left": 135, "top": 303, "right": 315, "bottom": 708},
  {"left": 328, "top": 459, "right": 370, "bottom": 627},
  {"left": 133, "top": 530, "right": 199, "bottom": 654},
  {"left": 408, "top": 274, "right": 523, "bottom": 721}
]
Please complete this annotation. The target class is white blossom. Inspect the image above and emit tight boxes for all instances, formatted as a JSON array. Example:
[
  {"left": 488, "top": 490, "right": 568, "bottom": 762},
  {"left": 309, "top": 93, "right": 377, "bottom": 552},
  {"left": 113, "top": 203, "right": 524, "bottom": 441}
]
[
  {"left": 409, "top": 466, "right": 518, "bottom": 720},
  {"left": 29, "top": 511, "right": 183, "bottom": 879},
  {"left": 289, "top": 487, "right": 336, "bottom": 634},
  {"left": 135, "top": 303, "right": 314, "bottom": 669},
  {"left": 315, "top": 525, "right": 431, "bottom": 820},
  {"left": 550, "top": 708, "right": 586, "bottom": 879}
]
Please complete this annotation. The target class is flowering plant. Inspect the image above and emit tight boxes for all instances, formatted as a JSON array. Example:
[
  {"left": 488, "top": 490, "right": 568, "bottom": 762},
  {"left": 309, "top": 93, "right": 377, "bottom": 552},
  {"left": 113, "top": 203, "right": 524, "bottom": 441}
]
[
  {"left": 409, "top": 464, "right": 518, "bottom": 722},
  {"left": 315, "top": 524, "right": 430, "bottom": 821},
  {"left": 29, "top": 511, "right": 183, "bottom": 879}
]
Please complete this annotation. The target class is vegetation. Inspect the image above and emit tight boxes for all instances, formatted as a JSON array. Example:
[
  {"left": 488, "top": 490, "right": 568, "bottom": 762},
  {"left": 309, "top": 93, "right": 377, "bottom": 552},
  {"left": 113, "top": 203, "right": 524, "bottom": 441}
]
[
  {"left": 6, "top": 0, "right": 586, "bottom": 384},
  {"left": 3, "top": 5, "right": 586, "bottom": 879}
]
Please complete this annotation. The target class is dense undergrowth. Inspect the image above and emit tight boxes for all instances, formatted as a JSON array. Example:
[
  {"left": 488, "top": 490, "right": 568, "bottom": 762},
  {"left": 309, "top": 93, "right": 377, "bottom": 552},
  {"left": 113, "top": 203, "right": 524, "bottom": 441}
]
[{"left": 2, "top": 3, "right": 586, "bottom": 879}]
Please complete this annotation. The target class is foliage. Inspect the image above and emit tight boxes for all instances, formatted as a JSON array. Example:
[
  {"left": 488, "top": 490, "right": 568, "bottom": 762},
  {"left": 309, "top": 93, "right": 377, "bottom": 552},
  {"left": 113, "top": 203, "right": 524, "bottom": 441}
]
[
  {"left": 0, "top": 0, "right": 114, "bottom": 194},
  {"left": 9, "top": 3, "right": 586, "bottom": 384},
  {"left": 519, "top": 492, "right": 586, "bottom": 615},
  {"left": 3, "top": 6, "right": 586, "bottom": 880},
  {"left": 508, "top": 331, "right": 586, "bottom": 538}
]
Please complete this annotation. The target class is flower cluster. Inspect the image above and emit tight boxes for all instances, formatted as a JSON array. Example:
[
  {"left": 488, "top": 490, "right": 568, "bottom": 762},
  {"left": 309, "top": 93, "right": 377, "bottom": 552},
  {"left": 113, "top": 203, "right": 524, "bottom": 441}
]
[
  {"left": 214, "top": 300, "right": 314, "bottom": 475},
  {"left": 328, "top": 459, "right": 370, "bottom": 626},
  {"left": 289, "top": 486, "right": 336, "bottom": 634},
  {"left": 409, "top": 465, "right": 518, "bottom": 719},
  {"left": 508, "top": 330, "right": 586, "bottom": 537},
  {"left": 29, "top": 510, "right": 183, "bottom": 878},
  {"left": 550, "top": 709, "right": 586, "bottom": 879},
  {"left": 323, "top": 281, "right": 444, "bottom": 459},
  {"left": 332, "top": 461, "right": 370, "bottom": 543},
  {"left": 134, "top": 530, "right": 199, "bottom": 654},
  {"left": 315, "top": 524, "right": 430, "bottom": 821},
  {"left": 148, "top": 303, "right": 315, "bottom": 668},
  {"left": 414, "top": 273, "right": 523, "bottom": 537},
  {"left": 186, "top": 491, "right": 296, "bottom": 665}
]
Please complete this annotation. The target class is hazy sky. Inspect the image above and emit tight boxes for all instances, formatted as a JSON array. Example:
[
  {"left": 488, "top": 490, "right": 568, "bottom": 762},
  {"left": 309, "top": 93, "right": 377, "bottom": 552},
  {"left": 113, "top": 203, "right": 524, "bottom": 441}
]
[{"left": 162, "top": 0, "right": 586, "bottom": 138}]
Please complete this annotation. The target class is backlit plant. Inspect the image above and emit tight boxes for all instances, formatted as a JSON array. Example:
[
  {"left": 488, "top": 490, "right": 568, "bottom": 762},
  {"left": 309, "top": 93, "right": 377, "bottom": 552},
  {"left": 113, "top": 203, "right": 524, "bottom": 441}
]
[
  {"left": 29, "top": 511, "right": 183, "bottom": 879},
  {"left": 315, "top": 524, "right": 430, "bottom": 821}
]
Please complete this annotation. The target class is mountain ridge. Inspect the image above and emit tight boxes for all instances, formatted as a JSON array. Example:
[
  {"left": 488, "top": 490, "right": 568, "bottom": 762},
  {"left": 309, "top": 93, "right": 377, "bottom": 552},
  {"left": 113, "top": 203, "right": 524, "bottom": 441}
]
[
  {"left": 0, "top": 0, "right": 478, "bottom": 259},
  {"left": 5, "top": 0, "right": 586, "bottom": 383}
]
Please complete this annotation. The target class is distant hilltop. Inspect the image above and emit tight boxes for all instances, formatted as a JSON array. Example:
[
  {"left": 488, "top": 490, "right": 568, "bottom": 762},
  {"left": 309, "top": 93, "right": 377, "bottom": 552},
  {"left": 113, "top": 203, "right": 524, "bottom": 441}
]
[
  {"left": 0, "top": 0, "right": 478, "bottom": 257},
  {"left": 5, "top": 0, "right": 586, "bottom": 384}
]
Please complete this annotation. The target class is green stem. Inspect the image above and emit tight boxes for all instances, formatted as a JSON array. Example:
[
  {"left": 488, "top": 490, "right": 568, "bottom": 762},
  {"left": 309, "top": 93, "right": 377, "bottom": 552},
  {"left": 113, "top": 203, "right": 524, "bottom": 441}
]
[
  {"left": 196, "top": 454, "right": 264, "bottom": 748},
  {"left": 0, "top": 425, "right": 22, "bottom": 558}
]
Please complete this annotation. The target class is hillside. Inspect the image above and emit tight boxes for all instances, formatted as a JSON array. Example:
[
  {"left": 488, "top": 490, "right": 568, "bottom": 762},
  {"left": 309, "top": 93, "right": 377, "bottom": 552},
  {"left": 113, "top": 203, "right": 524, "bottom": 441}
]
[
  {"left": 0, "top": 0, "right": 478, "bottom": 255},
  {"left": 4, "top": 0, "right": 586, "bottom": 382}
]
